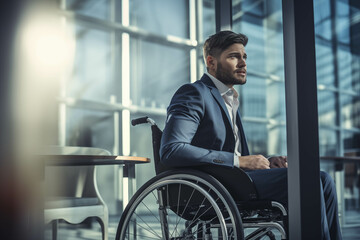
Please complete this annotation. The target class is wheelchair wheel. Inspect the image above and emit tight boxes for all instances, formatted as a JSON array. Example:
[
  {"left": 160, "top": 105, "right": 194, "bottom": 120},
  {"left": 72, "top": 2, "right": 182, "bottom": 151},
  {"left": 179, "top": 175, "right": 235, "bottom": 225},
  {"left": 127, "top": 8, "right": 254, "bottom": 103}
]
[{"left": 116, "top": 170, "right": 244, "bottom": 240}]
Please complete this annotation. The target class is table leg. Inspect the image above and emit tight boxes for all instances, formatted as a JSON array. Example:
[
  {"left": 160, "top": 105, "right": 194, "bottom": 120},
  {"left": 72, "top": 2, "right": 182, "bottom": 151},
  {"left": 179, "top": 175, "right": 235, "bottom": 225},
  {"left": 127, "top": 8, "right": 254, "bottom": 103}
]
[{"left": 123, "top": 164, "right": 136, "bottom": 210}]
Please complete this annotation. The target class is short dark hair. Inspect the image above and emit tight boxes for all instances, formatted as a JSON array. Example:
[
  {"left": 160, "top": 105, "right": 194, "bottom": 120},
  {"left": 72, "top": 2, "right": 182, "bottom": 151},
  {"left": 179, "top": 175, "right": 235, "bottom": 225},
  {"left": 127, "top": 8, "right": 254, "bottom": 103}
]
[{"left": 203, "top": 31, "right": 248, "bottom": 59}]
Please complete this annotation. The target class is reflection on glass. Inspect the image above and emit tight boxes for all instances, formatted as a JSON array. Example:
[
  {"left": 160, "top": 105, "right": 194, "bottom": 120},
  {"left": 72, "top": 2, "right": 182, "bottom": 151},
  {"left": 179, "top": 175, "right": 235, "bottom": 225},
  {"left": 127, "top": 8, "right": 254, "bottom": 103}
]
[
  {"left": 130, "top": 39, "right": 190, "bottom": 108},
  {"left": 201, "top": 0, "right": 216, "bottom": 40},
  {"left": 242, "top": 122, "right": 268, "bottom": 155},
  {"left": 314, "top": 0, "right": 360, "bottom": 231},
  {"left": 343, "top": 131, "right": 360, "bottom": 154},
  {"left": 319, "top": 128, "right": 338, "bottom": 156},
  {"left": 318, "top": 90, "right": 337, "bottom": 126},
  {"left": 341, "top": 95, "right": 360, "bottom": 129},
  {"left": 66, "top": 26, "right": 115, "bottom": 101},
  {"left": 239, "top": 76, "right": 267, "bottom": 119},
  {"left": 315, "top": 43, "right": 336, "bottom": 87},
  {"left": 267, "top": 125, "right": 287, "bottom": 156},
  {"left": 65, "top": 108, "right": 114, "bottom": 151},
  {"left": 129, "top": 0, "right": 189, "bottom": 38},
  {"left": 232, "top": 0, "right": 285, "bottom": 155},
  {"left": 65, "top": 0, "right": 110, "bottom": 20},
  {"left": 197, "top": 0, "right": 216, "bottom": 78},
  {"left": 343, "top": 162, "right": 360, "bottom": 221}
]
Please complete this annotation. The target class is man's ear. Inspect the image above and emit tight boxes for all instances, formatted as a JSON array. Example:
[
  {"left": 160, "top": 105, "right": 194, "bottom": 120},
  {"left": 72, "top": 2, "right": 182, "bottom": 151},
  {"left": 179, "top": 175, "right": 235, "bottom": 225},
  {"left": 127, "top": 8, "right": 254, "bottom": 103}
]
[{"left": 206, "top": 55, "right": 217, "bottom": 72}]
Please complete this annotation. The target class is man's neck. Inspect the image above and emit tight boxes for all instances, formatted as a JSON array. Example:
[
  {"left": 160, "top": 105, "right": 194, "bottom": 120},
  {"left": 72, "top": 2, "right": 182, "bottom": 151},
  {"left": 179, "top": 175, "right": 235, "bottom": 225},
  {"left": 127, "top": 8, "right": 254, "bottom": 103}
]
[{"left": 206, "top": 72, "right": 234, "bottom": 88}]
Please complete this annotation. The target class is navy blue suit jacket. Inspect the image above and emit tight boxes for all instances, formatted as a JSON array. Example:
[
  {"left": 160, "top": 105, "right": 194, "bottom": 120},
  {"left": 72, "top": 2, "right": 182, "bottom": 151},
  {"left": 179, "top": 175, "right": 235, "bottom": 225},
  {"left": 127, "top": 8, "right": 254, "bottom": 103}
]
[{"left": 160, "top": 74, "right": 250, "bottom": 168}]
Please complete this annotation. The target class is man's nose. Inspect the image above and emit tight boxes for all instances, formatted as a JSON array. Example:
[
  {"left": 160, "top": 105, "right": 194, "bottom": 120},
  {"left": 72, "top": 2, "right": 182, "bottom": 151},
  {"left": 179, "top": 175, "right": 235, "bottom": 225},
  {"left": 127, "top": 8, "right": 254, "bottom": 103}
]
[{"left": 237, "top": 58, "right": 246, "bottom": 67}]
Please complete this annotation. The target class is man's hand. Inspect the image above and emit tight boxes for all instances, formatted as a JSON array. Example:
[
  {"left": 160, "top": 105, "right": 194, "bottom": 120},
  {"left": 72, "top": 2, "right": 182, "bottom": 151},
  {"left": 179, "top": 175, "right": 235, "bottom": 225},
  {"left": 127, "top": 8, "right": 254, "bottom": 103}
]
[
  {"left": 238, "top": 155, "right": 270, "bottom": 170},
  {"left": 268, "top": 156, "right": 287, "bottom": 168}
]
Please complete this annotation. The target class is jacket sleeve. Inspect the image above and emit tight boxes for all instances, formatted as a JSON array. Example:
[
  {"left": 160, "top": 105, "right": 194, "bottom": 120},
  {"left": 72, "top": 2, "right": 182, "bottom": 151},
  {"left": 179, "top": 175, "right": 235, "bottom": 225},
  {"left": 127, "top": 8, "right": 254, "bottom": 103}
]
[{"left": 160, "top": 84, "right": 234, "bottom": 168}]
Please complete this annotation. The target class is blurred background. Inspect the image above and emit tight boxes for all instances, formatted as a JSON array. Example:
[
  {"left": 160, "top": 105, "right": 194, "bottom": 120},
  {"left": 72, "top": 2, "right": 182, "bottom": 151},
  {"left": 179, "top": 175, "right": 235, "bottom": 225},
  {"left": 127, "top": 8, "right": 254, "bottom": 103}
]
[{"left": 0, "top": 0, "right": 359, "bottom": 239}]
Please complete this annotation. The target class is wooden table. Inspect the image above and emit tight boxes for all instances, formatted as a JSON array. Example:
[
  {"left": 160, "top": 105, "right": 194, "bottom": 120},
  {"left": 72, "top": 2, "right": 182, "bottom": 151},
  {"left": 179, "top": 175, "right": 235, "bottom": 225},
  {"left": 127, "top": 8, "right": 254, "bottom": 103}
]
[
  {"left": 43, "top": 154, "right": 150, "bottom": 166},
  {"left": 42, "top": 152, "right": 150, "bottom": 208},
  {"left": 37, "top": 146, "right": 150, "bottom": 240},
  {"left": 40, "top": 146, "right": 150, "bottom": 207}
]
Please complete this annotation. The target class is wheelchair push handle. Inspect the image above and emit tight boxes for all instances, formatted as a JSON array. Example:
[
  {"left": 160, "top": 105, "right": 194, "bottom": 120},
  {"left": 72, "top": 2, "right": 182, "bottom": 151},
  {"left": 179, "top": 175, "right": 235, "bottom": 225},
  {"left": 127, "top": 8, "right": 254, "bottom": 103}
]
[
  {"left": 131, "top": 116, "right": 156, "bottom": 126},
  {"left": 131, "top": 117, "right": 149, "bottom": 126}
]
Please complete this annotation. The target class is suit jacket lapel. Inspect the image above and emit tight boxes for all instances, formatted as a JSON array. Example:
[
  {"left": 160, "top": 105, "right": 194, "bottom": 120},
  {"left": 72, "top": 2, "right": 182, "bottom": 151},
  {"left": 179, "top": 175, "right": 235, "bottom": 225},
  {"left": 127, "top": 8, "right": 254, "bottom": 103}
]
[
  {"left": 236, "top": 109, "right": 250, "bottom": 155},
  {"left": 200, "top": 75, "right": 232, "bottom": 126},
  {"left": 200, "top": 74, "right": 250, "bottom": 155}
]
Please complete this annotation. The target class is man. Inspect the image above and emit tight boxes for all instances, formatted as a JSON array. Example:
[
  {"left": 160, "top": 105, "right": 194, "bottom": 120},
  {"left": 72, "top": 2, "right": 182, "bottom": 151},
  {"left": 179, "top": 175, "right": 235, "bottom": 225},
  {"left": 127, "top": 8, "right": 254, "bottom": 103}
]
[{"left": 160, "top": 30, "right": 342, "bottom": 239}]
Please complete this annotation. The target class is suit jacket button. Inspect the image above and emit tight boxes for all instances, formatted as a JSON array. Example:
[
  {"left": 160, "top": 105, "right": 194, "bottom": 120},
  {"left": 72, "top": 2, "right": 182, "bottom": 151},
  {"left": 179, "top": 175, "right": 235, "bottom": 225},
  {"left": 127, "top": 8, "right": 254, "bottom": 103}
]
[{"left": 213, "top": 159, "right": 224, "bottom": 164}]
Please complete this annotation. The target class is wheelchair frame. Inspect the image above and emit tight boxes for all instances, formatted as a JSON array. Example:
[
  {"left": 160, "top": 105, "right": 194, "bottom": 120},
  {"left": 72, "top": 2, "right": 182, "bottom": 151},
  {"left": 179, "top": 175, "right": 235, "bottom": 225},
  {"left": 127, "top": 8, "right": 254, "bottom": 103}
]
[{"left": 115, "top": 117, "right": 288, "bottom": 240}]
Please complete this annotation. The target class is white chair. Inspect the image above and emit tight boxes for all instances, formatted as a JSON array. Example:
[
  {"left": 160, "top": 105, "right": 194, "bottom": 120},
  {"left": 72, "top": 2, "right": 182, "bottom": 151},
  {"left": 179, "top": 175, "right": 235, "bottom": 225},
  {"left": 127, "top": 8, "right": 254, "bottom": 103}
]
[{"left": 44, "top": 146, "right": 109, "bottom": 240}]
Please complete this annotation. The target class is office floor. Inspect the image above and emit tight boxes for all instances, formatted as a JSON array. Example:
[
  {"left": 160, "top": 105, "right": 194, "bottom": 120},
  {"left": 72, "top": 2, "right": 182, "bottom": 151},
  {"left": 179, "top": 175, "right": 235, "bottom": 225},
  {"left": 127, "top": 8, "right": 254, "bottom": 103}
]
[{"left": 45, "top": 212, "right": 360, "bottom": 240}]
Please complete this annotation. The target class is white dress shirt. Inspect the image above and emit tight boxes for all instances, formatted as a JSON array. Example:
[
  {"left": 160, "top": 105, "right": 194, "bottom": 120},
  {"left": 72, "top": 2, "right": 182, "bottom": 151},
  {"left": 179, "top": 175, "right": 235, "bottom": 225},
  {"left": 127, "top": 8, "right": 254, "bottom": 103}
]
[{"left": 205, "top": 73, "right": 242, "bottom": 168}]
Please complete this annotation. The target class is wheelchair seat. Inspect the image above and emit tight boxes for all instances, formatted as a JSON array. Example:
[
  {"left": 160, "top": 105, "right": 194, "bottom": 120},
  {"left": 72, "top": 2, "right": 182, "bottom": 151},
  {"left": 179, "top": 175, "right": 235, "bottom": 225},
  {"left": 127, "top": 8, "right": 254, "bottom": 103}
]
[{"left": 116, "top": 117, "right": 287, "bottom": 240}]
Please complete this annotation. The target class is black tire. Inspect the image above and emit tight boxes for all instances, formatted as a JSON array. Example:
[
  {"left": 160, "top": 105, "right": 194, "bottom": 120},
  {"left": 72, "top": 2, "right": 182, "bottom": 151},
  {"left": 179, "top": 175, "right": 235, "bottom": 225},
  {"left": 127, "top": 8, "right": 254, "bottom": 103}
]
[{"left": 116, "top": 169, "right": 244, "bottom": 240}]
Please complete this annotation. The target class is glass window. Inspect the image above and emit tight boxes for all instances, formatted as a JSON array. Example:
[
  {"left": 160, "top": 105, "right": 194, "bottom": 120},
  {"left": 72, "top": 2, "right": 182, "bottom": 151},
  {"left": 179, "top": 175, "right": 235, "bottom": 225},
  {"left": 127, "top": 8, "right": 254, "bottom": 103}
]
[
  {"left": 338, "top": 47, "right": 353, "bottom": 90},
  {"left": 265, "top": 81, "right": 286, "bottom": 122},
  {"left": 343, "top": 130, "right": 360, "bottom": 154},
  {"left": 338, "top": 48, "right": 360, "bottom": 92},
  {"left": 267, "top": 125, "right": 287, "bottom": 156},
  {"left": 129, "top": 39, "right": 190, "bottom": 108},
  {"left": 201, "top": 0, "right": 216, "bottom": 40},
  {"left": 65, "top": 0, "right": 111, "bottom": 20},
  {"left": 66, "top": 26, "right": 116, "bottom": 101},
  {"left": 129, "top": 0, "right": 189, "bottom": 39},
  {"left": 197, "top": 0, "right": 216, "bottom": 78},
  {"left": 238, "top": 76, "right": 266, "bottom": 119},
  {"left": 341, "top": 94, "right": 360, "bottom": 129},
  {"left": 349, "top": 54, "right": 360, "bottom": 93},
  {"left": 65, "top": 108, "right": 114, "bottom": 151},
  {"left": 315, "top": 42, "right": 336, "bottom": 87},
  {"left": 314, "top": 0, "right": 332, "bottom": 41},
  {"left": 319, "top": 128, "right": 338, "bottom": 156},
  {"left": 233, "top": 0, "right": 286, "bottom": 157},
  {"left": 318, "top": 90, "right": 338, "bottom": 126},
  {"left": 336, "top": 0, "right": 351, "bottom": 45},
  {"left": 242, "top": 122, "right": 268, "bottom": 155}
]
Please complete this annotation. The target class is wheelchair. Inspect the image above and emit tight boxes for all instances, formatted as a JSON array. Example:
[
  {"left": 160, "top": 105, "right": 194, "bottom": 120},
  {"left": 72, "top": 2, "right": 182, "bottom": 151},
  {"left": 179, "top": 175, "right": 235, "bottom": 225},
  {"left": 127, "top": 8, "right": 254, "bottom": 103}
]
[{"left": 116, "top": 117, "right": 288, "bottom": 240}]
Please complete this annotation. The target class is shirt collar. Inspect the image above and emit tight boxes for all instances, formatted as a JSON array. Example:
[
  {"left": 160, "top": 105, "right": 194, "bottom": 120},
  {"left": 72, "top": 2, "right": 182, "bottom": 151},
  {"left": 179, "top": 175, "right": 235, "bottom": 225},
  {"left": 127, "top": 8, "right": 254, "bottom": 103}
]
[{"left": 205, "top": 72, "right": 238, "bottom": 98}]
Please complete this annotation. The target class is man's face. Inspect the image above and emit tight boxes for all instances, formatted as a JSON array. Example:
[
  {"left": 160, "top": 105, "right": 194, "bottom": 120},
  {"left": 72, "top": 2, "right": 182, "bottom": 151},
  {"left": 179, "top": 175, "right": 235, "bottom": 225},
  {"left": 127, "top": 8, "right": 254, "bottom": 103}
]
[{"left": 212, "top": 43, "right": 247, "bottom": 86}]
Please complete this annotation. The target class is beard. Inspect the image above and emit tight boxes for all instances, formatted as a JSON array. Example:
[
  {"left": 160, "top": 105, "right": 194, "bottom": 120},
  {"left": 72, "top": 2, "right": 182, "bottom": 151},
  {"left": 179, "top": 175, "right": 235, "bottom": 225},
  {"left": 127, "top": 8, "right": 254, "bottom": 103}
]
[{"left": 215, "top": 62, "right": 247, "bottom": 85}]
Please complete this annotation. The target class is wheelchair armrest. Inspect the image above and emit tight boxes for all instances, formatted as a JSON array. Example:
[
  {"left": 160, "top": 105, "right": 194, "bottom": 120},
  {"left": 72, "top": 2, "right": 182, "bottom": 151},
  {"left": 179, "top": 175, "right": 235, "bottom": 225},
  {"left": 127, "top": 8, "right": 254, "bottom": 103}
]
[{"left": 194, "top": 165, "right": 258, "bottom": 201}]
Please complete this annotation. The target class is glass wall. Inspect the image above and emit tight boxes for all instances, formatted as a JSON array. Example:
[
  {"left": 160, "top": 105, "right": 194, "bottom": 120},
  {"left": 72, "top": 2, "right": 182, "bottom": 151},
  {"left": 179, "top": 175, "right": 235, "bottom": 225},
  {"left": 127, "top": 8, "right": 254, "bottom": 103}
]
[
  {"left": 55, "top": 0, "right": 216, "bottom": 217},
  {"left": 314, "top": 0, "right": 360, "bottom": 233},
  {"left": 231, "top": 0, "right": 360, "bottom": 236},
  {"left": 232, "top": 0, "right": 287, "bottom": 157}
]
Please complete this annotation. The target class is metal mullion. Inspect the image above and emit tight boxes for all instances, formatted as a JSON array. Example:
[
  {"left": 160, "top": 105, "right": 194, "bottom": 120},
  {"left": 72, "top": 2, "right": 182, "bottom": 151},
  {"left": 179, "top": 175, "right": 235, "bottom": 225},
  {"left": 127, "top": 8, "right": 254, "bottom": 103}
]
[
  {"left": 58, "top": 97, "right": 167, "bottom": 116},
  {"left": 242, "top": 116, "right": 286, "bottom": 126},
  {"left": 110, "top": 0, "right": 123, "bottom": 216},
  {"left": 190, "top": 0, "right": 197, "bottom": 83},
  {"left": 247, "top": 70, "right": 283, "bottom": 82},
  {"left": 215, "top": 0, "right": 232, "bottom": 31},
  {"left": 58, "top": 0, "right": 68, "bottom": 146},
  {"left": 328, "top": 1, "right": 346, "bottom": 227},
  {"left": 282, "top": 0, "right": 321, "bottom": 238},
  {"left": 329, "top": 0, "right": 343, "bottom": 155},
  {"left": 57, "top": 9, "right": 197, "bottom": 49},
  {"left": 196, "top": 0, "right": 204, "bottom": 80},
  {"left": 121, "top": 0, "right": 132, "bottom": 212}
]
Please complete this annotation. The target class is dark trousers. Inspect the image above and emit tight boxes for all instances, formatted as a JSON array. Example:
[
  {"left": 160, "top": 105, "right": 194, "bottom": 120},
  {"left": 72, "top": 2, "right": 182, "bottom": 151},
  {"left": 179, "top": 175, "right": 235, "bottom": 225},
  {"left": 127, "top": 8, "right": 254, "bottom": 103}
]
[{"left": 246, "top": 168, "right": 342, "bottom": 240}]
